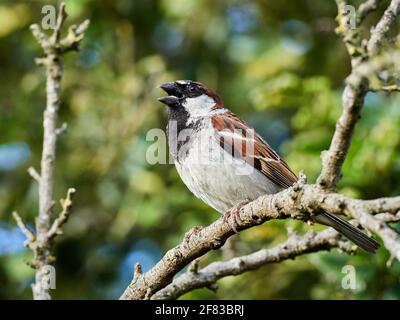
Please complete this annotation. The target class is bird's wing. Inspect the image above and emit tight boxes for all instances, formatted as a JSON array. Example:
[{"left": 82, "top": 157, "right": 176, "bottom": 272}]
[{"left": 211, "top": 112, "right": 298, "bottom": 188}]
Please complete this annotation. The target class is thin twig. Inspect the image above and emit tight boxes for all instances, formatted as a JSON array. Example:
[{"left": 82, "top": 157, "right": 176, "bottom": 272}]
[
  {"left": 50, "top": 3, "right": 67, "bottom": 44},
  {"left": 55, "top": 122, "right": 68, "bottom": 136},
  {"left": 47, "top": 188, "right": 76, "bottom": 241},
  {"left": 357, "top": 0, "right": 382, "bottom": 24},
  {"left": 12, "top": 211, "right": 36, "bottom": 248},
  {"left": 132, "top": 263, "right": 143, "bottom": 283},
  {"left": 27, "top": 167, "right": 41, "bottom": 184}
]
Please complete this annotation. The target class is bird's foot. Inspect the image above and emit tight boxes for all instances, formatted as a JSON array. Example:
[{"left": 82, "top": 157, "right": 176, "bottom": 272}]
[
  {"left": 183, "top": 226, "right": 203, "bottom": 250},
  {"left": 223, "top": 198, "right": 252, "bottom": 233}
]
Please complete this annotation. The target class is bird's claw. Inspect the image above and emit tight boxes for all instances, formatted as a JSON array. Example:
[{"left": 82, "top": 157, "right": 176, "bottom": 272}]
[{"left": 223, "top": 198, "right": 252, "bottom": 233}]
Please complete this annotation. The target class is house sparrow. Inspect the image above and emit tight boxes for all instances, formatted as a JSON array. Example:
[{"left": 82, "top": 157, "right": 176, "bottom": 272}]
[{"left": 158, "top": 80, "right": 379, "bottom": 253}]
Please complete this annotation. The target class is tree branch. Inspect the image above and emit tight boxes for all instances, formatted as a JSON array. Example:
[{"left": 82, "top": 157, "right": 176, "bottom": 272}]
[
  {"left": 152, "top": 228, "right": 355, "bottom": 300},
  {"left": 154, "top": 211, "right": 400, "bottom": 300},
  {"left": 368, "top": 0, "right": 400, "bottom": 53},
  {"left": 13, "top": 3, "right": 88, "bottom": 300},
  {"left": 317, "top": 0, "right": 400, "bottom": 190},
  {"left": 120, "top": 180, "right": 400, "bottom": 300},
  {"left": 357, "top": 0, "right": 382, "bottom": 24}
]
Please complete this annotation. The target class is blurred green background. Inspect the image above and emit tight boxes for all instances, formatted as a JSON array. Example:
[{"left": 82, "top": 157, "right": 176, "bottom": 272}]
[{"left": 0, "top": 0, "right": 400, "bottom": 299}]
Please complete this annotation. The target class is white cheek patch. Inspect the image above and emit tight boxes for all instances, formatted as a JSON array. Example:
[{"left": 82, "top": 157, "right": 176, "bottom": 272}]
[{"left": 183, "top": 94, "right": 216, "bottom": 122}]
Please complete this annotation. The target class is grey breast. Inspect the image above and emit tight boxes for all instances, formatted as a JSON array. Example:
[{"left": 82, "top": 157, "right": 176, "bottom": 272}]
[{"left": 172, "top": 120, "right": 282, "bottom": 213}]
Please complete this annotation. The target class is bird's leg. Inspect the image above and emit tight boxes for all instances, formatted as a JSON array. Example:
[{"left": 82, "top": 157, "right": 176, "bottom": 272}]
[
  {"left": 183, "top": 226, "right": 203, "bottom": 250},
  {"left": 223, "top": 198, "right": 252, "bottom": 233}
]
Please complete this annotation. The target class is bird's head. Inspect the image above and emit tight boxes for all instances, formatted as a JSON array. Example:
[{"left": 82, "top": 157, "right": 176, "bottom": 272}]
[{"left": 158, "top": 80, "right": 223, "bottom": 120}]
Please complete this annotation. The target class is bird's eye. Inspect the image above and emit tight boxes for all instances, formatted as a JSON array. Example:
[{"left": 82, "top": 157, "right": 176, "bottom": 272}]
[{"left": 187, "top": 85, "right": 198, "bottom": 97}]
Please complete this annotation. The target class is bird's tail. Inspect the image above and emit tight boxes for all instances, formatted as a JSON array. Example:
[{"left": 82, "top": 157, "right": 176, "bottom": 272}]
[{"left": 314, "top": 211, "right": 380, "bottom": 253}]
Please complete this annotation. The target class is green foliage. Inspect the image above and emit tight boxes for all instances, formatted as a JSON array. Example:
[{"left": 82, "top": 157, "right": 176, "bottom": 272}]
[{"left": 0, "top": 0, "right": 399, "bottom": 299}]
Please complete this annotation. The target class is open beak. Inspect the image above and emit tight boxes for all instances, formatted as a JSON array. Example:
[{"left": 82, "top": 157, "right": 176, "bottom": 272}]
[
  {"left": 157, "top": 96, "right": 180, "bottom": 105},
  {"left": 159, "top": 82, "right": 182, "bottom": 95},
  {"left": 158, "top": 82, "right": 183, "bottom": 106}
]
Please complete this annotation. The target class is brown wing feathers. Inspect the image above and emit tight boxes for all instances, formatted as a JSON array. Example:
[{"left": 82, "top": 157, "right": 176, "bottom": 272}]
[
  {"left": 211, "top": 107, "right": 379, "bottom": 253},
  {"left": 212, "top": 113, "right": 298, "bottom": 189}
]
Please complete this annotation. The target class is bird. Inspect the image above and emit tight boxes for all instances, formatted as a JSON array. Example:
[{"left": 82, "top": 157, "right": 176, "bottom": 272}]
[{"left": 158, "top": 80, "right": 379, "bottom": 253}]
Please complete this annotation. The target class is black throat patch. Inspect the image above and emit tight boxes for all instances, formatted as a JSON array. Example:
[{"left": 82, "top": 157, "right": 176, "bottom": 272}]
[{"left": 166, "top": 105, "right": 201, "bottom": 162}]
